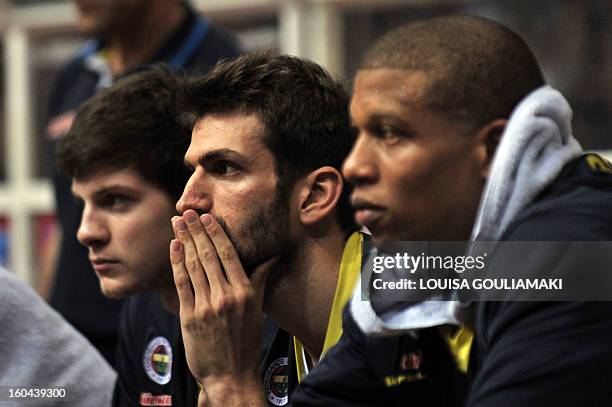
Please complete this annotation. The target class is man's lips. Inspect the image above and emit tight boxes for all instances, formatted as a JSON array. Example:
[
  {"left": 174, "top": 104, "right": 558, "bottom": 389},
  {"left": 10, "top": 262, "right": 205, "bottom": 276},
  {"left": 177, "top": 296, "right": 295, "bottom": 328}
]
[
  {"left": 354, "top": 208, "right": 385, "bottom": 228},
  {"left": 351, "top": 197, "right": 386, "bottom": 228},
  {"left": 90, "top": 258, "right": 120, "bottom": 274}
]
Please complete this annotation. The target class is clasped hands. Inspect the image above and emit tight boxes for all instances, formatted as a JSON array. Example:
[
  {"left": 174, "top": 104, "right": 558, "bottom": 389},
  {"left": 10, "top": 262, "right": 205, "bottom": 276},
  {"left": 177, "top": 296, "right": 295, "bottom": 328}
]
[{"left": 170, "top": 209, "right": 273, "bottom": 406}]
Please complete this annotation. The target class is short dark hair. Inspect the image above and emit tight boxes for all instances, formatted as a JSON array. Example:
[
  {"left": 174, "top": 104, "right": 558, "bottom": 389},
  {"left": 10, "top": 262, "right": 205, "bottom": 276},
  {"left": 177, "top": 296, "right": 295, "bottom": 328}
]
[
  {"left": 180, "top": 51, "right": 356, "bottom": 232},
  {"left": 361, "top": 15, "right": 545, "bottom": 127},
  {"left": 56, "top": 64, "right": 190, "bottom": 201}
]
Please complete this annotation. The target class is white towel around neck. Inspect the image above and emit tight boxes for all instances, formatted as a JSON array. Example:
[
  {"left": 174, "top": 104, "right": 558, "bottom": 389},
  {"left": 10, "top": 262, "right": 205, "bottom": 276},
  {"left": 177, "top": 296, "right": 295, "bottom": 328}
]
[{"left": 351, "top": 85, "right": 583, "bottom": 335}]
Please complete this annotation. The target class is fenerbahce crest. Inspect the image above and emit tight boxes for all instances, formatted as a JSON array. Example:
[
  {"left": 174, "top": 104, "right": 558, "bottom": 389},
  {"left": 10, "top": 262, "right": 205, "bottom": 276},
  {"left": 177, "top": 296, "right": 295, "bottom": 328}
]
[
  {"left": 264, "top": 357, "right": 289, "bottom": 406},
  {"left": 144, "top": 337, "right": 173, "bottom": 385}
]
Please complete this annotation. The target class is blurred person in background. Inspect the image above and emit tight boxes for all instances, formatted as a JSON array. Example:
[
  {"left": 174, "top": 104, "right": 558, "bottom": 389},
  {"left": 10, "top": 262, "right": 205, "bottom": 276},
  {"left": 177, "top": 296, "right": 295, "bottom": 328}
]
[
  {"left": 1, "top": 266, "right": 115, "bottom": 406},
  {"left": 42, "top": 0, "right": 241, "bottom": 366}
]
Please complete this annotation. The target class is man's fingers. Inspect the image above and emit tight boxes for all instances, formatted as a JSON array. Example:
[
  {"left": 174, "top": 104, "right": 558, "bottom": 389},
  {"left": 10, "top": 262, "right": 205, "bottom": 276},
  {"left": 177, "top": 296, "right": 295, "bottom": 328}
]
[
  {"left": 172, "top": 216, "right": 210, "bottom": 302},
  {"left": 200, "top": 214, "right": 250, "bottom": 286},
  {"left": 183, "top": 210, "right": 228, "bottom": 294},
  {"left": 170, "top": 239, "right": 195, "bottom": 313}
]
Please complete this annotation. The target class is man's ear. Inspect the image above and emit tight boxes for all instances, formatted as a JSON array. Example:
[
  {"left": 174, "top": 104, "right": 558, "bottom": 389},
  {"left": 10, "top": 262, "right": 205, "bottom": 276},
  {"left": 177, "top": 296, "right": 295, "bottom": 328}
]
[
  {"left": 296, "top": 166, "right": 343, "bottom": 226},
  {"left": 475, "top": 118, "right": 507, "bottom": 178}
]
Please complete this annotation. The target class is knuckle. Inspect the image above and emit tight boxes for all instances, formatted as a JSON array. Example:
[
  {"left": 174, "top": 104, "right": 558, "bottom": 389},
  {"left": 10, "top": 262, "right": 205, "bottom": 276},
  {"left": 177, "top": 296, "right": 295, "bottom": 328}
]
[
  {"left": 170, "top": 254, "right": 182, "bottom": 265},
  {"left": 201, "top": 250, "right": 217, "bottom": 264},
  {"left": 235, "top": 287, "right": 254, "bottom": 305},
  {"left": 186, "top": 258, "right": 202, "bottom": 273},
  {"left": 193, "top": 304, "right": 214, "bottom": 321},
  {"left": 182, "top": 315, "right": 198, "bottom": 330},
  {"left": 173, "top": 272, "right": 190, "bottom": 289},
  {"left": 219, "top": 248, "right": 235, "bottom": 262},
  {"left": 188, "top": 224, "right": 204, "bottom": 235},
  {"left": 212, "top": 294, "right": 232, "bottom": 313},
  {"left": 206, "top": 223, "right": 218, "bottom": 237}
]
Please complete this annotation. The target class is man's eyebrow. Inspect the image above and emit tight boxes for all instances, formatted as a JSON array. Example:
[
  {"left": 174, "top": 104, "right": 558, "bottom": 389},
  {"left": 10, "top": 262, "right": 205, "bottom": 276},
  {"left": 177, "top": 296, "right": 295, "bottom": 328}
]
[
  {"left": 191, "top": 149, "right": 247, "bottom": 166},
  {"left": 90, "top": 185, "right": 136, "bottom": 200},
  {"left": 369, "top": 112, "right": 403, "bottom": 123},
  {"left": 368, "top": 113, "right": 416, "bottom": 129},
  {"left": 70, "top": 184, "right": 135, "bottom": 201}
]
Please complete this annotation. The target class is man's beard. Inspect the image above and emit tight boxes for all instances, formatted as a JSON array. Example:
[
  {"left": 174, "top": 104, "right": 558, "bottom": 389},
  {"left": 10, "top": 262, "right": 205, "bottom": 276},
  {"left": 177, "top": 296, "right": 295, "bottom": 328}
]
[{"left": 213, "top": 186, "right": 291, "bottom": 274}]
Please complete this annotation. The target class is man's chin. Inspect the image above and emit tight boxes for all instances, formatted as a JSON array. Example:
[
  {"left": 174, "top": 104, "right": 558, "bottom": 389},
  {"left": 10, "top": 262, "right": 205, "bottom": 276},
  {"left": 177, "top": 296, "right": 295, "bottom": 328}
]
[
  {"left": 99, "top": 274, "right": 162, "bottom": 299},
  {"left": 98, "top": 279, "right": 133, "bottom": 299},
  {"left": 370, "top": 226, "right": 414, "bottom": 243}
]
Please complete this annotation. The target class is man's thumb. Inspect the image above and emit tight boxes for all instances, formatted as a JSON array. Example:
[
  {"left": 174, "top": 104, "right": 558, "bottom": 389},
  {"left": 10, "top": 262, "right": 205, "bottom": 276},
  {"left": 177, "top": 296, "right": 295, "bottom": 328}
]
[{"left": 250, "top": 256, "right": 278, "bottom": 295}]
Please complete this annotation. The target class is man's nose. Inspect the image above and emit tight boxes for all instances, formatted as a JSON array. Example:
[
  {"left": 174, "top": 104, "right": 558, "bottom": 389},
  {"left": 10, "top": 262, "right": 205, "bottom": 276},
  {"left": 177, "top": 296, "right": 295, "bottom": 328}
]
[
  {"left": 77, "top": 208, "right": 110, "bottom": 249},
  {"left": 176, "top": 170, "right": 212, "bottom": 215},
  {"left": 342, "top": 134, "right": 378, "bottom": 186}
]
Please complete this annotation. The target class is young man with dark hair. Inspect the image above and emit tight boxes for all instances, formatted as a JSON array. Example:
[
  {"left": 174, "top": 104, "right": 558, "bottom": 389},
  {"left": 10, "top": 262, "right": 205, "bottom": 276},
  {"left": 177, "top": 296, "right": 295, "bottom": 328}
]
[
  {"left": 169, "top": 52, "right": 361, "bottom": 406},
  {"left": 292, "top": 15, "right": 612, "bottom": 406},
  {"left": 57, "top": 66, "right": 199, "bottom": 406},
  {"left": 44, "top": 0, "right": 241, "bottom": 365}
]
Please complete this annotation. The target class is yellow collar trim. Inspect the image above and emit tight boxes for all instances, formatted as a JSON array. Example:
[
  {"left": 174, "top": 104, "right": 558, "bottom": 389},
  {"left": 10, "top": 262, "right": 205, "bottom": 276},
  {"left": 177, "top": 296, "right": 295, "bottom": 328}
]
[
  {"left": 439, "top": 325, "right": 473, "bottom": 374},
  {"left": 294, "top": 231, "right": 364, "bottom": 382}
]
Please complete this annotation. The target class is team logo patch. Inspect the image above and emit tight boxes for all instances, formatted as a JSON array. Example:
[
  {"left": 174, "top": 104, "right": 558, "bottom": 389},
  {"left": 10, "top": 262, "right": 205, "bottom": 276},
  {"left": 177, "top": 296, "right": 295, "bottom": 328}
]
[
  {"left": 143, "top": 337, "right": 173, "bottom": 385},
  {"left": 263, "top": 357, "right": 289, "bottom": 406},
  {"left": 399, "top": 351, "right": 423, "bottom": 371},
  {"left": 384, "top": 350, "right": 427, "bottom": 387}
]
